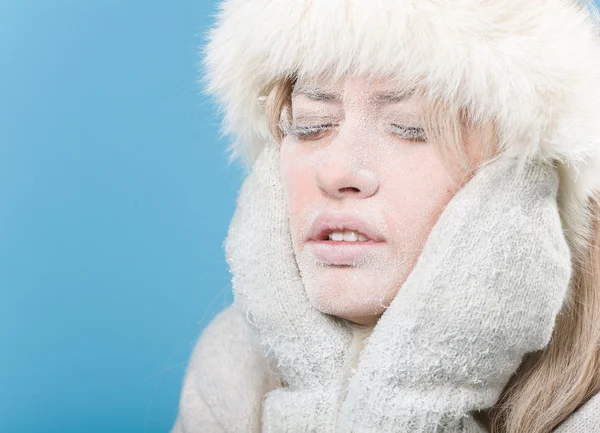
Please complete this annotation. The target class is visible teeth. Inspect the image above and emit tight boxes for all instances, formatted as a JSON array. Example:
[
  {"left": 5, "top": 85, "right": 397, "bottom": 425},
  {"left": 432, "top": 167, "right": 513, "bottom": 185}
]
[
  {"left": 330, "top": 231, "right": 344, "bottom": 241},
  {"left": 327, "top": 230, "right": 369, "bottom": 242},
  {"left": 343, "top": 231, "right": 357, "bottom": 242}
]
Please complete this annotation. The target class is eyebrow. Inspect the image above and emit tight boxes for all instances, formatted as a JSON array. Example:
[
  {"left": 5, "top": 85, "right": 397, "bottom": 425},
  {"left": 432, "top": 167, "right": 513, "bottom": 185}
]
[
  {"left": 370, "top": 89, "right": 415, "bottom": 105},
  {"left": 291, "top": 85, "right": 342, "bottom": 102},
  {"left": 291, "top": 84, "right": 415, "bottom": 105}
]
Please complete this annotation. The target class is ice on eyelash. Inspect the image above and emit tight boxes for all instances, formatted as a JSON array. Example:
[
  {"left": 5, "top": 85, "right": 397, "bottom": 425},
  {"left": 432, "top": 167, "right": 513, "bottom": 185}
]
[{"left": 283, "top": 124, "right": 426, "bottom": 140}]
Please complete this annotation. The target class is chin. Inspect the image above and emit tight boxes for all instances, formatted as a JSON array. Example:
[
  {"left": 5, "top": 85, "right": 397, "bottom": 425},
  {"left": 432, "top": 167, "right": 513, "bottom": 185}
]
[{"left": 301, "top": 267, "right": 396, "bottom": 326}]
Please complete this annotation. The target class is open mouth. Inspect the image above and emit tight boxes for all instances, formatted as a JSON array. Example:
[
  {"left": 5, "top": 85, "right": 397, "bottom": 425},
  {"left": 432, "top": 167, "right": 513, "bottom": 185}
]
[
  {"left": 306, "top": 212, "right": 386, "bottom": 259},
  {"left": 323, "top": 230, "right": 370, "bottom": 242}
]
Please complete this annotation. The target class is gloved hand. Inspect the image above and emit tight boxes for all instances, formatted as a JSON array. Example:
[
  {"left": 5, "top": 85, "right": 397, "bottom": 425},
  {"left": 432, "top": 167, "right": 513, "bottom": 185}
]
[
  {"left": 336, "top": 156, "right": 573, "bottom": 432},
  {"left": 224, "top": 141, "right": 357, "bottom": 432}
]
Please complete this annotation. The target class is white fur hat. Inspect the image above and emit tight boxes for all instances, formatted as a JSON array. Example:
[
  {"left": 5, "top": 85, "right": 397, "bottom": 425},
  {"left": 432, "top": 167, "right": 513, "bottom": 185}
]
[{"left": 201, "top": 0, "right": 600, "bottom": 266}]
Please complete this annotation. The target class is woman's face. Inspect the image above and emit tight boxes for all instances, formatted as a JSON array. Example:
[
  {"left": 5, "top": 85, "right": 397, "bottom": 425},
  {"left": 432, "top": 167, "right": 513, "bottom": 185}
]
[{"left": 280, "top": 75, "right": 484, "bottom": 326}]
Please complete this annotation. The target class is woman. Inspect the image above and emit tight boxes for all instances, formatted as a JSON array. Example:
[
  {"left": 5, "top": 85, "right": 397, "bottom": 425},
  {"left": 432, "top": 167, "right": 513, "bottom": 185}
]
[{"left": 172, "top": 0, "right": 600, "bottom": 432}]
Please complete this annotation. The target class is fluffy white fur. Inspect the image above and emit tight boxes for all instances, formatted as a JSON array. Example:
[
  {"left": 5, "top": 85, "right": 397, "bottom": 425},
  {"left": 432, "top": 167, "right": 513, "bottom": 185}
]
[{"left": 202, "top": 0, "right": 600, "bottom": 267}]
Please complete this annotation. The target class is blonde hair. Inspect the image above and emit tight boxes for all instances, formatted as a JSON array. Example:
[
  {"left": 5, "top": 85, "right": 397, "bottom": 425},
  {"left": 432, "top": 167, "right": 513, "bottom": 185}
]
[{"left": 263, "top": 68, "right": 600, "bottom": 431}]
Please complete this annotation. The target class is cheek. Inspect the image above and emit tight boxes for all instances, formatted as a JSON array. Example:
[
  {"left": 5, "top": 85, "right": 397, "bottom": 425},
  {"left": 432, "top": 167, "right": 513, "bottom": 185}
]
[
  {"left": 280, "top": 141, "right": 318, "bottom": 244},
  {"left": 381, "top": 147, "right": 460, "bottom": 249}
]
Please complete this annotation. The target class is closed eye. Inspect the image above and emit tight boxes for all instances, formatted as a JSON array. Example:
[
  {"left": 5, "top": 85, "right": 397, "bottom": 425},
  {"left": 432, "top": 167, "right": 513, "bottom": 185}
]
[
  {"left": 281, "top": 123, "right": 426, "bottom": 142},
  {"left": 390, "top": 124, "right": 427, "bottom": 142},
  {"left": 282, "top": 123, "right": 337, "bottom": 140}
]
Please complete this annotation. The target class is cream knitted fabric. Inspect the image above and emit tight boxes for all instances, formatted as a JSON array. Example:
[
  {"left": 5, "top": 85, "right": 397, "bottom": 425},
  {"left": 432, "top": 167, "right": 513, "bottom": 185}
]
[
  {"left": 169, "top": 303, "right": 600, "bottom": 433},
  {"left": 171, "top": 304, "right": 276, "bottom": 432},
  {"left": 336, "top": 156, "right": 573, "bottom": 432},
  {"left": 224, "top": 143, "right": 572, "bottom": 432},
  {"left": 553, "top": 391, "right": 600, "bottom": 432},
  {"left": 224, "top": 142, "right": 358, "bottom": 432}
]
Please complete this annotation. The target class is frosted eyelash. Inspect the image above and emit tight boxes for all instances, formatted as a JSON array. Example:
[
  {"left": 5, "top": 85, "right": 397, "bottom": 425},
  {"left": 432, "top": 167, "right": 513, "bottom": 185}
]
[
  {"left": 390, "top": 124, "right": 427, "bottom": 141},
  {"left": 281, "top": 123, "right": 426, "bottom": 141},
  {"left": 282, "top": 123, "right": 336, "bottom": 137}
]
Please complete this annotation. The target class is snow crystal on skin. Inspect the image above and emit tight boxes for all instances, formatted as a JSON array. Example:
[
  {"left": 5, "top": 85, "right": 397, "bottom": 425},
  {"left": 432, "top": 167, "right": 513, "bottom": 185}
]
[{"left": 281, "top": 76, "right": 469, "bottom": 326}]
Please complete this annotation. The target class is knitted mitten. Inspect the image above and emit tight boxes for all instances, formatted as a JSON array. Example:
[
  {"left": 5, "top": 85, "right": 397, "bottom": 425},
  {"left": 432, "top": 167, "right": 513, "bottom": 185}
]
[
  {"left": 336, "top": 156, "right": 573, "bottom": 432},
  {"left": 224, "top": 142, "right": 357, "bottom": 432}
]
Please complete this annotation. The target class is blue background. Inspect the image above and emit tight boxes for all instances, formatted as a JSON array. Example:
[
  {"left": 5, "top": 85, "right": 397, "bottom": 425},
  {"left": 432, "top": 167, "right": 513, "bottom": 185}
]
[{"left": 0, "top": 1, "right": 243, "bottom": 432}]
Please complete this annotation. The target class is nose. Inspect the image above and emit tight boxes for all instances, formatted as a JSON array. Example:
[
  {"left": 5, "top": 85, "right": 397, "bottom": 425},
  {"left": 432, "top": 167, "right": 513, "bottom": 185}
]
[{"left": 315, "top": 156, "right": 380, "bottom": 200}]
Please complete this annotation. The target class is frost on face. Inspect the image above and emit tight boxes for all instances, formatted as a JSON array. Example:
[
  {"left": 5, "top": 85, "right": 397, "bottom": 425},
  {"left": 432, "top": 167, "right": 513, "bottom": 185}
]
[{"left": 278, "top": 75, "right": 464, "bottom": 326}]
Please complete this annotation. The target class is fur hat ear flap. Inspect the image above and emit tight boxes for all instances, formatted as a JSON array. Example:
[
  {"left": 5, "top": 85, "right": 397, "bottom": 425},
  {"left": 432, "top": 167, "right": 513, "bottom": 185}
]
[{"left": 202, "top": 0, "right": 600, "bottom": 266}]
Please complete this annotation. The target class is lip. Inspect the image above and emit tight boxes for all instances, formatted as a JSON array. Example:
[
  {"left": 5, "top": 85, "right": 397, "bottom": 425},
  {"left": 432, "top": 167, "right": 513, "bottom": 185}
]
[
  {"left": 307, "top": 211, "right": 386, "bottom": 242},
  {"left": 305, "top": 211, "right": 386, "bottom": 265}
]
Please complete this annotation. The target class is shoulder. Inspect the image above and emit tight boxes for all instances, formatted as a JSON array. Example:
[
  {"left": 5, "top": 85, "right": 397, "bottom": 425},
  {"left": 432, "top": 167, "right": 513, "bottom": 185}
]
[
  {"left": 191, "top": 303, "right": 259, "bottom": 361},
  {"left": 174, "top": 304, "right": 281, "bottom": 433},
  {"left": 188, "top": 303, "right": 279, "bottom": 385},
  {"left": 554, "top": 390, "right": 600, "bottom": 432}
]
